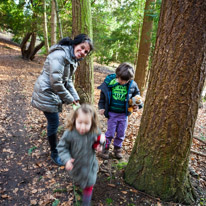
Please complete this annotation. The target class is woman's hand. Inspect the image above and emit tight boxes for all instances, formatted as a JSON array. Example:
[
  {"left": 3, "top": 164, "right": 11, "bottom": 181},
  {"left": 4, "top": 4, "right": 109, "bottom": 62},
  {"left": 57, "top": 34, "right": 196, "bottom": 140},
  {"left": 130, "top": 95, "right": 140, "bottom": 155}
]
[
  {"left": 65, "top": 158, "right": 75, "bottom": 171},
  {"left": 73, "top": 100, "right": 80, "bottom": 105},
  {"left": 99, "top": 109, "right": 105, "bottom": 115}
]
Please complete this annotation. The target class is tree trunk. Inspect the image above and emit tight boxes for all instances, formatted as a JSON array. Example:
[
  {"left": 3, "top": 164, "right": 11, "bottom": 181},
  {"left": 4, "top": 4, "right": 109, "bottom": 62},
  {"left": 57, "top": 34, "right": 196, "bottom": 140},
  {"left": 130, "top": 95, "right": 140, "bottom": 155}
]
[
  {"left": 43, "top": 0, "right": 49, "bottom": 53},
  {"left": 20, "top": 32, "right": 44, "bottom": 61},
  {"left": 51, "top": 0, "right": 57, "bottom": 45},
  {"left": 134, "top": 0, "right": 155, "bottom": 95},
  {"left": 125, "top": 1, "right": 206, "bottom": 205},
  {"left": 72, "top": 0, "right": 94, "bottom": 104},
  {"left": 54, "top": 0, "right": 63, "bottom": 39},
  {"left": 30, "top": 41, "right": 45, "bottom": 60}
]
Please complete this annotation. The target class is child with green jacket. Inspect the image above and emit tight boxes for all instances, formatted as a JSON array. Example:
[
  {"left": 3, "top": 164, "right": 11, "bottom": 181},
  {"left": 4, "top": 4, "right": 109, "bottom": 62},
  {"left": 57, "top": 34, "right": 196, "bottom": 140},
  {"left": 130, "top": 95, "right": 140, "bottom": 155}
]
[{"left": 57, "top": 104, "right": 105, "bottom": 206}]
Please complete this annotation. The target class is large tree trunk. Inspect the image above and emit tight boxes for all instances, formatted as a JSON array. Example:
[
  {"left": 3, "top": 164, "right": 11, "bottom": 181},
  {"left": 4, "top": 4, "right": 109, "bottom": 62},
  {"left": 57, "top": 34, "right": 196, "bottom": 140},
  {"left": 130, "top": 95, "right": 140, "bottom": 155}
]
[
  {"left": 51, "top": 0, "right": 57, "bottom": 45},
  {"left": 43, "top": 0, "right": 49, "bottom": 53},
  {"left": 72, "top": 0, "right": 94, "bottom": 104},
  {"left": 125, "top": 1, "right": 206, "bottom": 204},
  {"left": 134, "top": 0, "right": 155, "bottom": 95}
]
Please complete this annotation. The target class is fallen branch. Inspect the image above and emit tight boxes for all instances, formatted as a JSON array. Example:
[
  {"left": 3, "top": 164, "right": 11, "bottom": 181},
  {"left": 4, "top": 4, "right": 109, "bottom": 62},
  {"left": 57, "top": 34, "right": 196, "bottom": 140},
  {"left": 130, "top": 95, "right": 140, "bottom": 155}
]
[
  {"left": 191, "top": 150, "right": 206, "bottom": 157},
  {"left": 193, "top": 136, "right": 206, "bottom": 145}
]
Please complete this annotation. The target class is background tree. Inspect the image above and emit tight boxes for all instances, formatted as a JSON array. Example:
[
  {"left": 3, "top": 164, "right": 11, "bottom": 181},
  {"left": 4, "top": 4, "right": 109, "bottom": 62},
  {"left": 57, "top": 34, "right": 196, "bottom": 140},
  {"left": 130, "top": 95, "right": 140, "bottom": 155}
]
[
  {"left": 125, "top": 0, "right": 206, "bottom": 204},
  {"left": 92, "top": 0, "right": 146, "bottom": 65},
  {"left": 72, "top": 0, "right": 94, "bottom": 103},
  {"left": 51, "top": 0, "right": 57, "bottom": 45},
  {"left": 134, "top": 0, "right": 155, "bottom": 95},
  {"left": 54, "top": 0, "right": 63, "bottom": 39},
  {"left": 43, "top": 0, "right": 49, "bottom": 53},
  {"left": 0, "top": 0, "right": 45, "bottom": 60}
]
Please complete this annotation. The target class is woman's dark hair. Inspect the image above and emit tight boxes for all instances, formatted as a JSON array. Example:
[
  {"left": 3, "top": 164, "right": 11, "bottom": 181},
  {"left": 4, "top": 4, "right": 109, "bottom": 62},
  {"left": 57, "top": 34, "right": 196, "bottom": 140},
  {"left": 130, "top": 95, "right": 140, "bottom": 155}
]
[
  {"left": 116, "top": 62, "right": 134, "bottom": 81},
  {"left": 58, "top": 34, "right": 94, "bottom": 54}
]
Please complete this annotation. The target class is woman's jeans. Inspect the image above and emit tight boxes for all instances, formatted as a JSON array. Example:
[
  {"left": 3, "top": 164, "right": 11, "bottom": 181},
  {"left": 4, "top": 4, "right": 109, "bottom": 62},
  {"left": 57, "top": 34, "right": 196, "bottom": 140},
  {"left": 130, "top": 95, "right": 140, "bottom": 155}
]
[{"left": 43, "top": 112, "right": 59, "bottom": 153}]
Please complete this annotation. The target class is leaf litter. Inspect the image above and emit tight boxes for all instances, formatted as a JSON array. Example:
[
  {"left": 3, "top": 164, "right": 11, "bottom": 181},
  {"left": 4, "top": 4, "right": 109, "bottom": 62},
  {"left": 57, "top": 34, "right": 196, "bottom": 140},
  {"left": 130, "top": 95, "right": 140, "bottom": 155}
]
[{"left": 0, "top": 40, "right": 205, "bottom": 206}]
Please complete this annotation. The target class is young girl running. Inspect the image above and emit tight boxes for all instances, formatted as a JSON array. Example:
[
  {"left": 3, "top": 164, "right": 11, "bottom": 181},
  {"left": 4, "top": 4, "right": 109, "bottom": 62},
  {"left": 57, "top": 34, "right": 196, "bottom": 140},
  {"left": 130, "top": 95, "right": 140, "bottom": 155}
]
[{"left": 57, "top": 104, "right": 105, "bottom": 206}]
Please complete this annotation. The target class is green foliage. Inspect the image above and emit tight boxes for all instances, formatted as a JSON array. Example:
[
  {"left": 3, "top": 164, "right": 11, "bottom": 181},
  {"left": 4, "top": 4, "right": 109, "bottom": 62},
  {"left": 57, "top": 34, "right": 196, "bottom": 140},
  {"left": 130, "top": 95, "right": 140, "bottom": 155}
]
[
  {"left": 41, "top": 130, "right": 46, "bottom": 137},
  {"left": 106, "top": 198, "right": 113, "bottom": 205},
  {"left": 0, "top": 0, "right": 44, "bottom": 43},
  {"left": 199, "top": 197, "right": 206, "bottom": 206},
  {"left": 73, "top": 185, "right": 82, "bottom": 206},
  {"left": 92, "top": 0, "right": 161, "bottom": 65},
  {"left": 52, "top": 199, "right": 60, "bottom": 206},
  {"left": 113, "top": 161, "right": 128, "bottom": 170},
  {"left": 53, "top": 0, "right": 72, "bottom": 41},
  {"left": 92, "top": 0, "right": 145, "bottom": 64},
  {"left": 53, "top": 188, "right": 67, "bottom": 193},
  {"left": 0, "top": 0, "right": 161, "bottom": 64},
  {"left": 57, "top": 125, "right": 64, "bottom": 134},
  {"left": 28, "top": 146, "right": 37, "bottom": 155}
]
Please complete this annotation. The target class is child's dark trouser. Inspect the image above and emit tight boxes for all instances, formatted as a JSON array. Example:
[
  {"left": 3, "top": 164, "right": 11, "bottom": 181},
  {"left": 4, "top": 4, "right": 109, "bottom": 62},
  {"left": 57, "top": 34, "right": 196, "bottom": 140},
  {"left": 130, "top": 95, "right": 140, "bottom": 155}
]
[{"left": 82, "top": 185, "right": 93, "bottom": 206}]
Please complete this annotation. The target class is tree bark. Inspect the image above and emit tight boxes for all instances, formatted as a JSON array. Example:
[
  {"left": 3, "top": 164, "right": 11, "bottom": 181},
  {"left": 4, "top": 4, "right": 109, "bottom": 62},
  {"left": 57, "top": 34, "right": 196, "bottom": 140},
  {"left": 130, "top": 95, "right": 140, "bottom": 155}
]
[
  {"left": 20, "top": 32, "right": 32, "bottom": 58},
  {"left": 134, "top": 0, "right": 155, "bottom": 95},
  {"left": 30, "top": 41, "right": 45, "bottom": 60},
  {"left": 54, "top": 0, "right": 63, "bottom": 39},
  {"left": 20, "top": 32, "right": 44, "bottom": 61},
  {"left": 43, "top": 0, "right": 49, "bottom": 53},
  {"left": 125, "top": 1, "right": 206, "bottom": 204},
  {"left": 51, "top": 0, "right": 57, "bottom": 45},
  {"left": 72, "top": 0, "right": 94, "bottom": 104}
]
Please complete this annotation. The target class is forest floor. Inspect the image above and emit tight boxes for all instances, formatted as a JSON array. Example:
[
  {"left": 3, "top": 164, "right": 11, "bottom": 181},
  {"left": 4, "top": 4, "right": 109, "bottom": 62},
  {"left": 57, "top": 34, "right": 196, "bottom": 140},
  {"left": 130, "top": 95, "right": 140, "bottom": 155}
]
[{"left": 0, "top": 40, "right": 205, "bottom": 206}]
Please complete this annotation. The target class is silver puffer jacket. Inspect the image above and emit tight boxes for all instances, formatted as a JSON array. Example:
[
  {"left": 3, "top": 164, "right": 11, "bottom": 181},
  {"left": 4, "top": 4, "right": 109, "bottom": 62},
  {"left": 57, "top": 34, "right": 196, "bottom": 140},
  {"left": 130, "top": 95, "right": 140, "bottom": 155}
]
[{"left": 31, "top": 45, "right": 79, "bottom": 113}]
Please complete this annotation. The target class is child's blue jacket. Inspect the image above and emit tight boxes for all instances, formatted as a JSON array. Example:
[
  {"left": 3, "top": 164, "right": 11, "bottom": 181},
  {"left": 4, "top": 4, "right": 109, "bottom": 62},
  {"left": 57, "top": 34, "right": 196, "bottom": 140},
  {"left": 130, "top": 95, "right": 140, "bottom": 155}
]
[{"left": 97, "top": 74, "right": 141, "bottom": 118}]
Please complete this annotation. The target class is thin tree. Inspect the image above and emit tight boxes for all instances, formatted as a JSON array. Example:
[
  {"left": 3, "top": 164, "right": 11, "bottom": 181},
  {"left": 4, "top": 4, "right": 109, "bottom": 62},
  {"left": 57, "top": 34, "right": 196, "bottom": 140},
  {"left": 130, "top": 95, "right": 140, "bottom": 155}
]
[
  {"left": 134, "top": 0, "right": 155, "bottom": 95},
  {"left": 54, "top": 0, "right": 63, "bottom": 39},
  {"left": 51, "top": 0, "right": 57, "bottom": 46},
  {"left": 43, "top": 0, "right": 49, "bottom": 53},
  {"left": 125, "top": 0, "right": 206, "bottom": 204},
  {"left": 72, "top": 0, "right": 94, "bottom": 103}
]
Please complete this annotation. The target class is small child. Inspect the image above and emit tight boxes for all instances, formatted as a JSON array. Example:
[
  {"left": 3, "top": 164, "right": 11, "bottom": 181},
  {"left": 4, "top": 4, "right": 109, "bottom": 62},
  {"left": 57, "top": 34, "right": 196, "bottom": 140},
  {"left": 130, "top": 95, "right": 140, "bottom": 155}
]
[
  {"left": 98, "top": 62, "right": 143, "bottom": 159},
  {"left": 57, "top": 104, "right": 105, "bottom": 206}
]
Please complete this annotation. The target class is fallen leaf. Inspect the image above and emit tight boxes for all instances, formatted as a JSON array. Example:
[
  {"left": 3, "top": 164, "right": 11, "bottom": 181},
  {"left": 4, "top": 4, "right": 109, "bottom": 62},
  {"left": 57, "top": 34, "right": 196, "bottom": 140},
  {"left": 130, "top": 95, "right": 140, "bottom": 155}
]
[
  {"left": 30, "top": 199, "right": 37, "bottom": 205},
  {"left": 108, "top": 184, "right": 115, "bottom": 187}
]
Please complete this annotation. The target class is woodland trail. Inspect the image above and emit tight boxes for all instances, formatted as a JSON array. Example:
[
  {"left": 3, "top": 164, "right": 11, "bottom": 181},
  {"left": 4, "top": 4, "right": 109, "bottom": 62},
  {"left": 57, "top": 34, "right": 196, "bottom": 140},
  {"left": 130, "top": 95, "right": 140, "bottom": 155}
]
[{"left": 0, "top": 41, "right": 205, "bottom": 206}]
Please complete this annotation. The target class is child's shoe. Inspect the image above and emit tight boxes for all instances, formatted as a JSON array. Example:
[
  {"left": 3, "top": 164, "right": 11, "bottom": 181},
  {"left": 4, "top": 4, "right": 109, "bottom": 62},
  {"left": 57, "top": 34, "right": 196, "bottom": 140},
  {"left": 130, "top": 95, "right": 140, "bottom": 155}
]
[
  {"left": 100, "top": 148, "right": 110, "bottom": 159},
  {"left": 51, "top": 151, "right": 64, "bottom": 166},
  {"left": 114, "top": 148, "right": 123, "bottom": 159}
]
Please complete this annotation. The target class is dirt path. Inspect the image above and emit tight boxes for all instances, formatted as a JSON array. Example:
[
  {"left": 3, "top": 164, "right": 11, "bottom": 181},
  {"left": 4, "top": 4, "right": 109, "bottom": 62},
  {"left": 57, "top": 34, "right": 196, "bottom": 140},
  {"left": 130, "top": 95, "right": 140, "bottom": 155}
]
[{"left": 0, "top": 41, "right": 205, "bottom": 206}]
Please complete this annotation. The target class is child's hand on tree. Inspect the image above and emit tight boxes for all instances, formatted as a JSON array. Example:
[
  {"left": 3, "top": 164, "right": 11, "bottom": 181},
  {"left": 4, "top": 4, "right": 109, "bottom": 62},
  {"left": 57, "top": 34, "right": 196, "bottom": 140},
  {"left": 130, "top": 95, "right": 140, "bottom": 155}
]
[
  {"left": 65, "top": 158, "right": 75, "bottom": 171},
  {"left": 132, "top": 105, "right": 138, "bottom": 112}
]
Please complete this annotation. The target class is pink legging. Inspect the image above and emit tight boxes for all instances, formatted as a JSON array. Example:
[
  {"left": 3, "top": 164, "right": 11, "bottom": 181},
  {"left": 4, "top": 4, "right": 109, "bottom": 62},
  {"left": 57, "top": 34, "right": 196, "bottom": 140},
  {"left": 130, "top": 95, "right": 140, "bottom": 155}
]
[{"left": 82, "top": 185, "right": 93, "bottom": 205}]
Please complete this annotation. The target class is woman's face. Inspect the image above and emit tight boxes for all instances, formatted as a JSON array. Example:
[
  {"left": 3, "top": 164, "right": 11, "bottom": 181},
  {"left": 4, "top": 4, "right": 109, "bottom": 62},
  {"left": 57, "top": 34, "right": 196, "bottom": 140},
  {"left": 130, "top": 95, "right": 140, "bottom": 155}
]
[{"left": 74, "top": 42, "right": 90, "bottom": 59}]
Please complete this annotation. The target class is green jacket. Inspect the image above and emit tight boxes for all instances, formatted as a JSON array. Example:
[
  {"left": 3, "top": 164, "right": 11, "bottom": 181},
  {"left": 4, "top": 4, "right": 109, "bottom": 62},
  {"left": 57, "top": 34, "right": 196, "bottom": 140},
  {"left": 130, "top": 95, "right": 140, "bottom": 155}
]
[{"left": 57, "top": 129, "right": 101, "bottom": 188}]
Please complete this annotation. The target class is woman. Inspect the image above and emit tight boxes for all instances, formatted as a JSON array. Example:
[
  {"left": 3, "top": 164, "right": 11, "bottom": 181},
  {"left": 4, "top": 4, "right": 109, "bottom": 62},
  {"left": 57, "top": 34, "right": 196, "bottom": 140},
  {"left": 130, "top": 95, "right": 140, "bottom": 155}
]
[{"left": 31, "top": 34, "right": 93, "bottom": 166}]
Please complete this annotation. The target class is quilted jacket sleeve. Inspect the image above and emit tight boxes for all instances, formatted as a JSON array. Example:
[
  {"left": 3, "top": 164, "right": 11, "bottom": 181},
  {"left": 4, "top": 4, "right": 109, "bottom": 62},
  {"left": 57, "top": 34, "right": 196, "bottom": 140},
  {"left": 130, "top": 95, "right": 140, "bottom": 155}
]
[
  {"left": 66, "top": 76, "right": 80, "bottom": 101},
  {"left": 57, "top": 130, "right": 72, "bottom": 165},
  {"left": 48, "top": 50, "right": 74, "bottom": 104}
]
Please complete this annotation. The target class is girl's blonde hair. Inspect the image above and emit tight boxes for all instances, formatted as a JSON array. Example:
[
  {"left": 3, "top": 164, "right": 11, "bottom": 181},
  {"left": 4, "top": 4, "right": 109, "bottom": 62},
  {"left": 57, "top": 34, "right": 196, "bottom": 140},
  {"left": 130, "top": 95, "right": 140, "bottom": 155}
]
[{"left": 65, "top": 104, "right": 99, "bottom": 133}]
